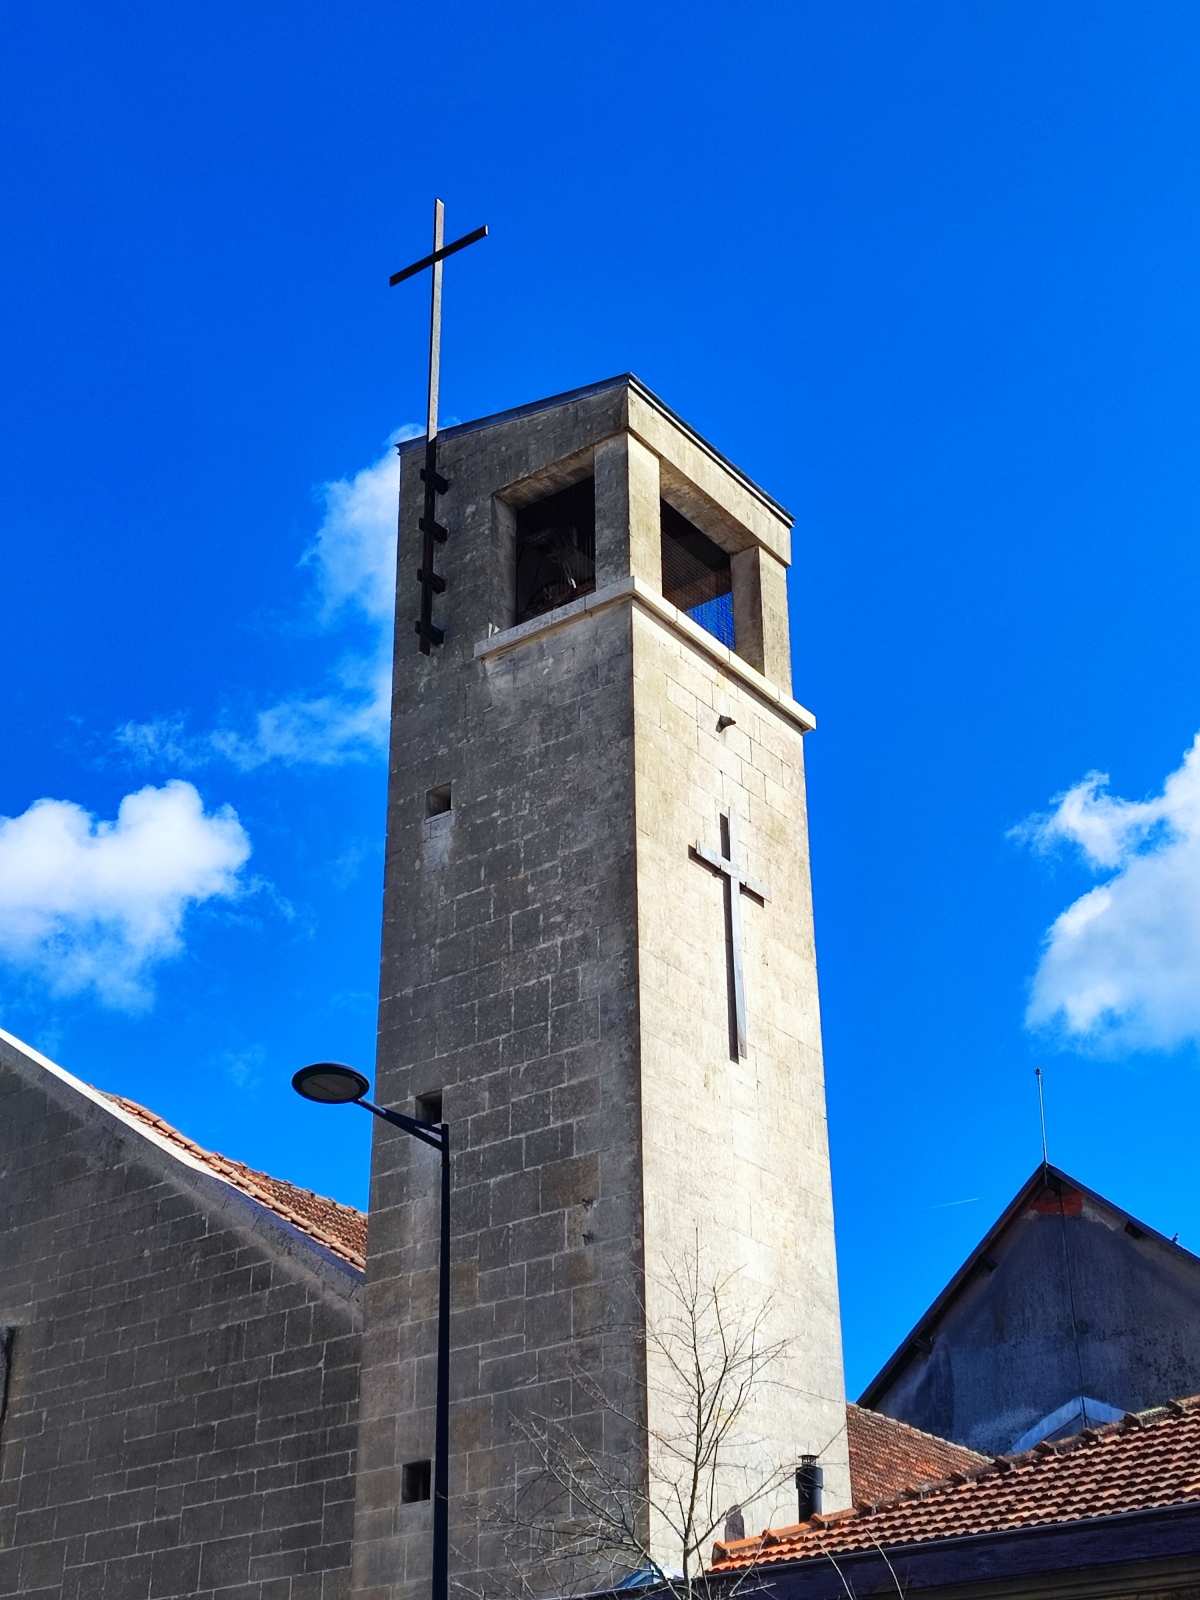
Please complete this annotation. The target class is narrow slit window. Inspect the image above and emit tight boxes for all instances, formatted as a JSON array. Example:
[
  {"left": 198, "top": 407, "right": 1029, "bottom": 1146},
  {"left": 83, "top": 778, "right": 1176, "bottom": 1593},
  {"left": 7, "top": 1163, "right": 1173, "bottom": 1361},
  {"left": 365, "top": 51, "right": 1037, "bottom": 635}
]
[
  {"left": 660, "top": 502, "right": 735, "bottom": 649},
  {"left": 514, "top": 478, "right": 596, "bottom": 624},
  {"left": 402, "top": 1460, "right": 432, "bottom": 1502}
]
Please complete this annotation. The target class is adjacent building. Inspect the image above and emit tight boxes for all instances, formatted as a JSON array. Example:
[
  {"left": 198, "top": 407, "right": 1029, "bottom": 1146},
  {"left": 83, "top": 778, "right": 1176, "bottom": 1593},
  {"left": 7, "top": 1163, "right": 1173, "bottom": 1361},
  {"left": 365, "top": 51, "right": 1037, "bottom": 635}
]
[
  {"left": 710, "top": 1394, "right": 1200, "bottom": 1597},
  {"left": 859, "top": 1162, "right": 1200, "bottom": 1456},
  {"left": 0, "top": 1028, "right": 363, "bottom": 1600}
]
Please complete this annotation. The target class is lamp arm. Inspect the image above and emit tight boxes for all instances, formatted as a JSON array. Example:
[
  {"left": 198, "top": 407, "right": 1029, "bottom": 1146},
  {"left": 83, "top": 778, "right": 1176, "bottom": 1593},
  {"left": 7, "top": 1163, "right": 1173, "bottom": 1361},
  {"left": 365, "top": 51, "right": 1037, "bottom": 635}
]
[{"left": 358, "top": 1097, "right": 446, "bottom": 1152}]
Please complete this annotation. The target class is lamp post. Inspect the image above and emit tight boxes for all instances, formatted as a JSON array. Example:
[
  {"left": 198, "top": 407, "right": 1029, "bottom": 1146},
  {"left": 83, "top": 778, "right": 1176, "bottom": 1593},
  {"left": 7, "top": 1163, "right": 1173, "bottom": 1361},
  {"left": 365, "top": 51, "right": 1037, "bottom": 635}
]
[{"left": 292, "top": 1063, "right": 450, "bottom": 1600}]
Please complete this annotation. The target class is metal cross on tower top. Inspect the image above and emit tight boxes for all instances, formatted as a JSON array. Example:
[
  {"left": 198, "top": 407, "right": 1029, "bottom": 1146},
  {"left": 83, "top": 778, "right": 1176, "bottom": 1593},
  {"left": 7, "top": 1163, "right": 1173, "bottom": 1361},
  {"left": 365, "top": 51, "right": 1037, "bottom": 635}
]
[
  {"left": 390, "top": 198, "right": 488, "bottom": 654},
  {"left": 692, "top": 807, "right": 771, "bottom": 1058}
]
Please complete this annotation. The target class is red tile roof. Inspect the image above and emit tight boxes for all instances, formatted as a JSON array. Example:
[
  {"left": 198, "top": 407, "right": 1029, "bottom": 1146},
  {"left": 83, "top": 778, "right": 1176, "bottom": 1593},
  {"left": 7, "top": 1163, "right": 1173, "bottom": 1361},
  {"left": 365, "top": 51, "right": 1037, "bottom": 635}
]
[
  {"left": 103, "top": 1093, "right": 367, "bottom": 1270},
  {"left": 712, "top": 1395, "right": 1200, "bottom": 1570},
  {"left": 846, "top": 1403, "right": 986, "bottom": 1506}
]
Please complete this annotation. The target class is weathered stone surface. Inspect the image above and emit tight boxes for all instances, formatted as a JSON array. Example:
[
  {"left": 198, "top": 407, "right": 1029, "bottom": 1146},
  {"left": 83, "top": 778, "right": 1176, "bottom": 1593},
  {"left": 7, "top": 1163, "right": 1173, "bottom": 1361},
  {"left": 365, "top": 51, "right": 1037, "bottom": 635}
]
[
  {"left": 631, "top": 604, "right": 849, "bottom": 1529},
  {"left": 360, "top": 377, "right": 847, "bottom": 1600},
  {"left": 860, "top": 1167, "right": 1200, "bottom": 1456},
  {"left": 0, "top": 1032, "right": 361, "bottom": 1600}
]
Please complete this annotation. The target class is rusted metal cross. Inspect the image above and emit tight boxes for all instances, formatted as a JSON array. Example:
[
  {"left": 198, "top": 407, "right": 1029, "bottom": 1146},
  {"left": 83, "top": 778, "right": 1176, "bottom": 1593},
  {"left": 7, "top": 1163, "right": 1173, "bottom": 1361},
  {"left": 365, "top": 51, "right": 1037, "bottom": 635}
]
[
  {"left": 692, "top": 808, "right": 771, "bottom": 1059},
  {"left": 390, "top": 198, "right": 488, "bottom": 654}
]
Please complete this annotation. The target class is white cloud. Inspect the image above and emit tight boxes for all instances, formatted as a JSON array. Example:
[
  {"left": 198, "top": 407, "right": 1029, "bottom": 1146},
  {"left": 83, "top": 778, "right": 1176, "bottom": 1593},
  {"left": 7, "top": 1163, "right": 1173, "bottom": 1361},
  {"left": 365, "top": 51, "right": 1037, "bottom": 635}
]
[
  {"left": 304, "top": 436, "right": 408, "bottom": 629},
  {"left": 0, "top": 781, "right": 251, "bottom": 1011},
  {"left": 1019, "top": 733, "right": 1200, "bottom": 1053},
  {"left": 219, "top": 1043, "right": 266, "bottom": 1089},
  {"left": 117, "top": 426, "right": 420, "bottom": 771},
  {"left": 206, "top": 649, "right": 394, "bottom": 771}
]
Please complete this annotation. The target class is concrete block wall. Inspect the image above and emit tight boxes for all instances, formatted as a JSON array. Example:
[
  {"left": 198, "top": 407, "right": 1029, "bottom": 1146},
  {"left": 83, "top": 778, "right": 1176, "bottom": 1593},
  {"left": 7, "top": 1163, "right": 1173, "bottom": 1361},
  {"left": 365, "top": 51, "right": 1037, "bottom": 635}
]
[{"left": 0, "top": 1036, "right": 361, "bottom": 1600}]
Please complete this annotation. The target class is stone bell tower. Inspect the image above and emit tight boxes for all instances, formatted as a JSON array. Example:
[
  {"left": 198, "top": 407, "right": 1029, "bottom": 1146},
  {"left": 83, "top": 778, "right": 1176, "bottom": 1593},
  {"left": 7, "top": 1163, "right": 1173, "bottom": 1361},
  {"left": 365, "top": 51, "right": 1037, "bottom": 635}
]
[{"left": 352, "top": 377, "right": 849, "bottom": 1600}]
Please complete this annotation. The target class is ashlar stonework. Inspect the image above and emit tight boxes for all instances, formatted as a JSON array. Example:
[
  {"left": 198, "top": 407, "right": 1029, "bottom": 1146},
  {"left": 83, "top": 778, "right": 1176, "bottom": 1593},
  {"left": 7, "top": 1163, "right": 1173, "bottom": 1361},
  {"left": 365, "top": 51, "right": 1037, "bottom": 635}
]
[
  {"left": 0, "top": 1029, "right": 361, "bottom": 1600},
  {"left": 362, "top": 376, "right": 849, "bottom": 1600}
]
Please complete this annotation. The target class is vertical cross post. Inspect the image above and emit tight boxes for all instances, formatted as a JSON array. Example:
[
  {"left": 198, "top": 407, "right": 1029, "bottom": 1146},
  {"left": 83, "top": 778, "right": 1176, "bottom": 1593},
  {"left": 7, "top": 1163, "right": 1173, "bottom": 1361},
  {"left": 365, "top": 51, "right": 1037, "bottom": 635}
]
[
  {"left": 389, "top": 201, "right": 488, "bottom": 655},
  {"left": 419, "top": 199, "right": 446, "bottom": 653},
  {"left": 426, "top": 198, "right": 444, "bottom": 456},
  {"left": 692, "top": 808, "right": 771, "bottom": 1057}
]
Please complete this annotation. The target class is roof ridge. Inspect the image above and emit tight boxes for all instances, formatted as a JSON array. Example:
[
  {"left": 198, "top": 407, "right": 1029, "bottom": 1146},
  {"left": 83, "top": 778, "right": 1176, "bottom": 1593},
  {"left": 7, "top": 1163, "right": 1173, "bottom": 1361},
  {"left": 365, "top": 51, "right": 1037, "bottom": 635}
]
[
  {"left": 859, "top": 1166, "right": 1200, "bottom": 1413},
  {"left": 393, "top": 373, "right": 795, "bottom": 524},
  {"left": 712, "top": 1392, "right": 1200, "bottom": 1568},
  {"left": 100, "top": 1092, "right": 367, "bottom": 1270},
  {"left": 917, "top": 1392, "right": 1200, "bottom": 1494},
  {"left": 847, "top": 1403, "right": 989, "bottom": 1460},
  {"left": 992, "top": 1392, "right": 1200, "bottom": 1468}
]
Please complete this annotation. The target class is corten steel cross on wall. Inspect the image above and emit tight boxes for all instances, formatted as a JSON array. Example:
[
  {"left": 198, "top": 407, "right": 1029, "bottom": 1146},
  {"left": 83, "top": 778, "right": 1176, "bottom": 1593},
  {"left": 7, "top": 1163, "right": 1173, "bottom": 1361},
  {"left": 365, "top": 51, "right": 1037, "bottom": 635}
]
[
  {"left": 390, "top": 198, "right": 488, "bottom": 654},
  {"left": 692, "top": 808, "right": 771, "bottom": 1058}
]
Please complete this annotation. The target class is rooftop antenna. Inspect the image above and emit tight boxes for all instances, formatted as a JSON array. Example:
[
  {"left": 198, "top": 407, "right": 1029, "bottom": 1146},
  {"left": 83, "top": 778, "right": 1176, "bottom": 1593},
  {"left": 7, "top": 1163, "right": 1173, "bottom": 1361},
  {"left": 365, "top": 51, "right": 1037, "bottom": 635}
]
[{"left": 1035, "top": 1067, "right": 1049, "bottom": 1166}]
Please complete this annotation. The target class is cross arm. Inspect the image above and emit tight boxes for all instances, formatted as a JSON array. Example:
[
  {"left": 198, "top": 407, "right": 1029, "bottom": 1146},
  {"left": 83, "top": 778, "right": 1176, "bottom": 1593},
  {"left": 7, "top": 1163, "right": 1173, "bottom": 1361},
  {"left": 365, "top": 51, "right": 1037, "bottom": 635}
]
[
  {"left": 692, "top": 841, "right": 727, "bottom": 874},
  {"left": 389, "top": 224, "right": 489, "bottom": 286},
  {"left": 691, "top": 841, "right": 771, "bottom": 902}
]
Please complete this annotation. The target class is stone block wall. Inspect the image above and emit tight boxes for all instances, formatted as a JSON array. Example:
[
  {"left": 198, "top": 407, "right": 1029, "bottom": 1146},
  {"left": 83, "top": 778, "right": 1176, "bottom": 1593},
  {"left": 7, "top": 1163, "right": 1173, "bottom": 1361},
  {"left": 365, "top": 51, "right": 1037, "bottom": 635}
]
[
  {"left": 363, "top": 584, "right": 645, "bottom": 1600},
  {"left": 0, "top": 1038, "right": 361, "bottom": 1600},
  {"left": 631, "top": 609, "right": 850, "bottom": 1522},
  {"left": 361, "top": 377, "right": 846, "bottom": 1600}
]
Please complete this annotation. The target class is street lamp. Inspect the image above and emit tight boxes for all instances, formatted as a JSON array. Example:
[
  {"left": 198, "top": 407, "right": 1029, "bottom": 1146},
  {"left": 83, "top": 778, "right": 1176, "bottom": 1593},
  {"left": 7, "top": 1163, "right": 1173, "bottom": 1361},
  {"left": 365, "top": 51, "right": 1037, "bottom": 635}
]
[{"left": 293, "top": 1063, "right": 451, "bottom": 1600}]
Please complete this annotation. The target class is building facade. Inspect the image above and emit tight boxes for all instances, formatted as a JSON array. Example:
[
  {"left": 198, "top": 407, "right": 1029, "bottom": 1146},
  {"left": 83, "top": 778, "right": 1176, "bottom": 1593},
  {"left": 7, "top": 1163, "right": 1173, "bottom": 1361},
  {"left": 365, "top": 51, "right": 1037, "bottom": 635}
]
[
  {"left": 357, "top": 377, "right": 849, "bottom": 1600},
  {"left": 0, "top": 1028, "right": 363, "bottom": 1600},
  {"left": 860, "top": 1164, "right": 1200, "bottom": 1456}
]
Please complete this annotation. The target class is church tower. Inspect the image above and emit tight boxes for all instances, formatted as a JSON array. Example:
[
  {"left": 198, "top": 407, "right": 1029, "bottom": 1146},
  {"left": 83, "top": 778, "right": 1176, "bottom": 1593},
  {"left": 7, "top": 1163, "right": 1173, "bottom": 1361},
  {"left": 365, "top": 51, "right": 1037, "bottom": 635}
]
[{"left": 352, "top": 377, "right": 848, "bottom": 1600}]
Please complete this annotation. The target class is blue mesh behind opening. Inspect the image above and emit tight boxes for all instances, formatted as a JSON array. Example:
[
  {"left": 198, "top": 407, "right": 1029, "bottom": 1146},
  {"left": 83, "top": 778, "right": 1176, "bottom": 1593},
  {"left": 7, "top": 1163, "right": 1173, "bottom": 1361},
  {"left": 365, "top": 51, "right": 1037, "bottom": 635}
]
[
  {"left": 687, "top": 593, "right": 735, "bottom": 648},
  {"left": 661, "top": 501, "right": 736, "bottom": 651}
]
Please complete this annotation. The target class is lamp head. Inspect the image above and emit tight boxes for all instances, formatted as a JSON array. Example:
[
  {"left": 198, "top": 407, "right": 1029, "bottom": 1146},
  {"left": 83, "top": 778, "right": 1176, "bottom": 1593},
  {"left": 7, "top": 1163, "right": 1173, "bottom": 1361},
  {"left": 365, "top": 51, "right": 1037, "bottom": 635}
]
[{"left": 292, "top": 1062, "right": 371, "bottom": 1104}]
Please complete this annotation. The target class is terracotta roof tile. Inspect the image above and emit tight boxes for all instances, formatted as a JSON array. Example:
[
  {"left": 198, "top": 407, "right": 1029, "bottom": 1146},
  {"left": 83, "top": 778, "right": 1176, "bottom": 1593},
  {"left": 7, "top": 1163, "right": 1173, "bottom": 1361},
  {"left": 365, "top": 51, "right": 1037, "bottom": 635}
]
[
  {"left": 712, "top": 1395, "right": 1200, "bottom": 1570},
  {"left": 102, "top": 1093, "right": 367, "bottom": 1270},
  {"left": 847, "top": 1403, "right": 987, "bottom": 1505}
]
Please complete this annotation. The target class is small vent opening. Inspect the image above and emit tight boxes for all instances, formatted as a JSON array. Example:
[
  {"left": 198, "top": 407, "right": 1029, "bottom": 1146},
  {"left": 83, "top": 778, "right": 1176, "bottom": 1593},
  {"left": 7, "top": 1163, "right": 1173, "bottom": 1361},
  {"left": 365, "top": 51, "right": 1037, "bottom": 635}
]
[
  {"left": 514, "top": 478, "right": 596, "bottom": 624},
  {"left": 660, "top": 502, "right": 734, "bottom": 648},
  {"left": 402, "top": 1460, "right": 432, "bottom": 1502},
  {"left": 416, "top": 1091, "right": 443, "bottom": 1126},
  {"left": 426, "top": 785, "right": 452, "bottom": 817}
]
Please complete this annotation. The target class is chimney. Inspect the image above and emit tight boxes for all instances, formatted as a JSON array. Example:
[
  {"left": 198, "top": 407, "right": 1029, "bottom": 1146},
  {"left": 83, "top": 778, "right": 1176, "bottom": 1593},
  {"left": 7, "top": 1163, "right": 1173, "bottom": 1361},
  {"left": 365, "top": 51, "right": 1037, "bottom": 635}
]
[{"left": 796, "top": 1456, "right": 823, "bottom": 1522}]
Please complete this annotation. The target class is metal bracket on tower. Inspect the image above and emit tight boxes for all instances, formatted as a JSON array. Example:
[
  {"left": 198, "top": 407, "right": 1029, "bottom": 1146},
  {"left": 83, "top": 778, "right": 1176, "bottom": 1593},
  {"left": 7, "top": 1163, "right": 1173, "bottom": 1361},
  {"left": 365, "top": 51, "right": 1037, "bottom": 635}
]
[
  {"left": 415, "top": 437, "right": 449, "bottom": 647},
  {"left": 415, "top": 617, "right": 446, "bottom": 646}
]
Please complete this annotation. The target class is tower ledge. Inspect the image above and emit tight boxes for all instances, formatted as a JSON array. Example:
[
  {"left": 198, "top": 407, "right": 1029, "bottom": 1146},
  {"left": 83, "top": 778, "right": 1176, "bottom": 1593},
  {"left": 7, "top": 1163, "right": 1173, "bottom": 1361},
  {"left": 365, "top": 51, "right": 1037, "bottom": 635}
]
[{"left": 473, "top": 573, "right": 817, "bottom": 734}]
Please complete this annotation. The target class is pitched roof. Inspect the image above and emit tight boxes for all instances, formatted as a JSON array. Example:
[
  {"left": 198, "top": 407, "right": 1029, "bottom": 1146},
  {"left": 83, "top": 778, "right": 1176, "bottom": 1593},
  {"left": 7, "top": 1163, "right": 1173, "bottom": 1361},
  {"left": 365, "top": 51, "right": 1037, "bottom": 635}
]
[
  {"left": 102, "top": 1093, "right": 367, "bottom": 1270},
  {"left": 846, "top": 1403, "right": 986, "bottom": 1506},
  {"left": 858, "top": 1162, "right": 1200, "bottom": 1410},
  {"left": 711, "top": 1395, "right": 1200, "bottom": 1571}
]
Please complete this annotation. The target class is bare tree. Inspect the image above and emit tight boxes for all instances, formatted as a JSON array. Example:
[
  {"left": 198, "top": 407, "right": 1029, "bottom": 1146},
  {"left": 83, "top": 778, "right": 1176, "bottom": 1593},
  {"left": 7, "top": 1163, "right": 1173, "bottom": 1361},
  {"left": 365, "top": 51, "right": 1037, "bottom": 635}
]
[{"left": 473, "top": 1247, "right": 795, "bottom": 1600}]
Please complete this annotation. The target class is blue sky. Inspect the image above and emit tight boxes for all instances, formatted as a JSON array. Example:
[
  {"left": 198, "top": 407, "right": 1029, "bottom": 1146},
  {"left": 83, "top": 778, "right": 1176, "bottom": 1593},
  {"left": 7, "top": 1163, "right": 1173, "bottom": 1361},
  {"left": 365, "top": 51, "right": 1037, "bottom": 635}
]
[{"left": 4, "top": 1, "right": 1200, "bottom": 1397}]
